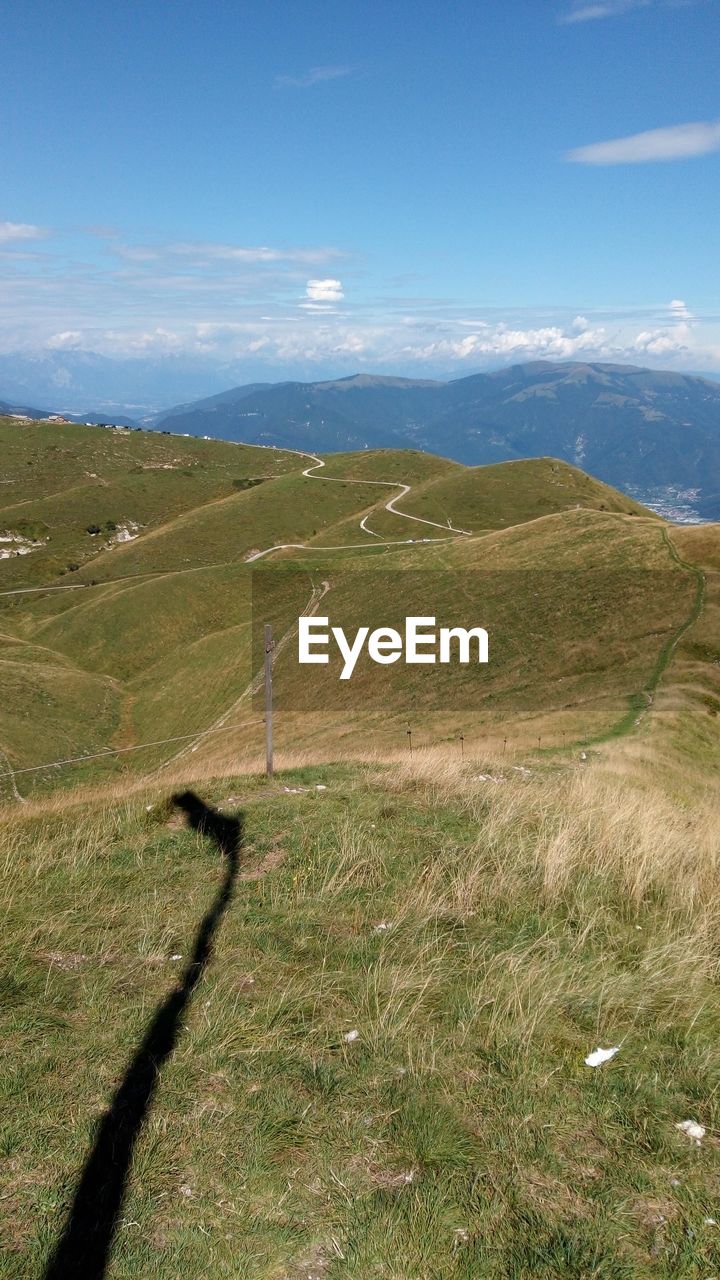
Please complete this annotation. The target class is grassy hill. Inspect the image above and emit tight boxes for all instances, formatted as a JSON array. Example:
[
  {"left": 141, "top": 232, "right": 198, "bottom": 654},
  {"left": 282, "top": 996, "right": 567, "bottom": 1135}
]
[
  {"left": 312, "top": 457, "right": 652, "bottom": 546},
  {"left": 3, "top": 417, "right": 720, "bottom": 1276},
  {"left": 200, "top": 510, "right": 690, "bottom": 770},
  {"left": 0, "top": 634, "right": 121, "bottom": 789},
  {"left": 0, "top": 417, "right": 301, "bottom": 588},
  {"left": 384, "top": 456, "right": 652, "bottom": 530},
  {"left": 0, "top": 418, "right": 698, "bottom": 797}
]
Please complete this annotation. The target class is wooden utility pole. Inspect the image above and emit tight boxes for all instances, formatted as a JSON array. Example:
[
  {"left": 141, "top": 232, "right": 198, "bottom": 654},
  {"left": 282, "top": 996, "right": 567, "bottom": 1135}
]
[{"left": 264, "top": 624, "right": 274, "bottom": 777}]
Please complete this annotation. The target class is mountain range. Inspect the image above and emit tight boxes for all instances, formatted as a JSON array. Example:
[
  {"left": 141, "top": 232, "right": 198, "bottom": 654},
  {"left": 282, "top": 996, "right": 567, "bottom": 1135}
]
[
  {"left": 4, "top": 359, "right": 720, "bottom": 520},
  {"left": 148, "top": 361, "right": 720, "bottom": 520}
]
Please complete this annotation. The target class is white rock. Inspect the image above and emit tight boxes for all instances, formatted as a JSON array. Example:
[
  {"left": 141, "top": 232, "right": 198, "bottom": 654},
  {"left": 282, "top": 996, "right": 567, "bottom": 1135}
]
[
  {"left": 171, "top": 954, "right": 183, "bottom": 961},
  {"left": 676, "top": 1119, "right": 705, "bottom": 1144},
  {"left": 584, "top": 1045, "right": 620, "bottom": 1067}
]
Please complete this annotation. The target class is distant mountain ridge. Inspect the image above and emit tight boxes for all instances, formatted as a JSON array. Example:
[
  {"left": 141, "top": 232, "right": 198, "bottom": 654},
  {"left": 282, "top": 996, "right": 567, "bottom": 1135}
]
[
  {"left": 150, "top": 361, "right": 720, "bottom": 519},
  {"left": 4, "top": 359, "right": 720, "bottom": 519},
  {"left": 0, "top": 396, "right": 56, "bottom": 421},
  {"left": 0, "top": 397, "right": 137, "bottom": 428}
]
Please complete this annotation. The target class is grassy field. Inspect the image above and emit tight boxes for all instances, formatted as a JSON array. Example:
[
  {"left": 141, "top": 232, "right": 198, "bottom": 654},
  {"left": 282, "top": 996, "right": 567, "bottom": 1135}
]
[
  {"left": 0, "top": 418, "right": 302, "bottom": 589},
  {"left": 2, "top": 747, "right": 720, "bottom": 1278}
]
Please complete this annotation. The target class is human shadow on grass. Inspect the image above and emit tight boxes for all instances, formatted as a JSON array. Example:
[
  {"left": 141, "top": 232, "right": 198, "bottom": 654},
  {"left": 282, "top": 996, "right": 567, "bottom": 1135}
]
[{"left": 43, "top": 791, "right": 242, "bottom": 1280}]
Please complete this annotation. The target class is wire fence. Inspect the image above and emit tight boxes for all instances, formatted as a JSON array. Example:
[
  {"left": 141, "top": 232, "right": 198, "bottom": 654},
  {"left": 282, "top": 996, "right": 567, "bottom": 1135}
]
[
  {"left": 0, "top": 719, "right": 568, "bottom": 797},
  {"left": 0, "top": 720, "right": 264, "bottom": 783}
]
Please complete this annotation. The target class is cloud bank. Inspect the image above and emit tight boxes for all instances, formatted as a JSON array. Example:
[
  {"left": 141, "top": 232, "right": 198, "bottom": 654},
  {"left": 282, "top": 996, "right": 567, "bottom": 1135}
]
[
  {"left": 32, "top": 306, "right": 707, "bottom": 373},
  {"left": 0, "top": 223, "right": 716, "bottom": 375}
]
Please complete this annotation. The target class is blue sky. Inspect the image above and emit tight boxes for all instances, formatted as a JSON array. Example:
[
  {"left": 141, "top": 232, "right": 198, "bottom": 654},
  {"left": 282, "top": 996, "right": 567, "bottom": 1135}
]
[{"left": 2, "top": 0, "right": 720, "bottom": 384}]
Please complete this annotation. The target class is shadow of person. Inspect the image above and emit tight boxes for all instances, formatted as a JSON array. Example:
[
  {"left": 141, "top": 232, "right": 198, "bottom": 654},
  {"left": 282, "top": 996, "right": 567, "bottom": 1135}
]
[{"left": 43, "top": 792, "right": 242, "bottom": 1280}]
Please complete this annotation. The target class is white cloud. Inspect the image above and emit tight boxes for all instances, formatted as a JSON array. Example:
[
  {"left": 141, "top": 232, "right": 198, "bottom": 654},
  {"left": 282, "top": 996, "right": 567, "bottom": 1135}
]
[
  {"left": 560, "top": 0, "right": 651, "bottom": 21},
  {"left": 633, "top": 325, "right": 691, "bottom": 355},
  {"left": 99, "top": 327, "right": 186, "bottom": 354},
  {"left": 407, "top": 322, "right": 610, "bottom": 364},
  {"left": 669, "top": 298, "right": 692, "bottom": 318},
  {"left": 47, "top": 330, "right": 84, "bottom": 349},
  {"left": 305, "top": 278, "right": 345, "bottom": 302},
  {"left": 275, "top": 65, "right": 353, "bottom": 89},
  {"left": 567, "top": 118, "right": 720, "bottom": 164},
  {"left": 0, "top": 221, "right": 49, "bottom": 243},
  {"left": 6, "top": 309, "right": 720, "bottom": 374},
  {"left": 559, "top": 0, "right": 702, "bottom": 21},
  {"left": 170, "top": 242, "right": 343, "bottom": 265}
]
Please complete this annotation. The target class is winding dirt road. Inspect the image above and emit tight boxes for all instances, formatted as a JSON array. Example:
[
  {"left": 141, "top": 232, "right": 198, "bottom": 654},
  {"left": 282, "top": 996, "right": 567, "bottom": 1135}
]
[{"left": 246, "top": 450, "right": 471, "bottom": 561}]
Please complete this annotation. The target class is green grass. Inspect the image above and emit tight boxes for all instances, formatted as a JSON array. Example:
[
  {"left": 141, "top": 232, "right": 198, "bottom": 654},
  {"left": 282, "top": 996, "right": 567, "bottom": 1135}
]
[
  {"left": 2, "top": 761, "right": 720, "bottom": 1277},
  {"left": 0, "top": 510, "right": 695, "bottom": 795},
  {"left": 0, "top": 418, "right": 301, "bottom": 587},
  {"left": 308, "top": 457, "right": 651, "bottom": 549},
  {"left": 66, "top": 471, "right": 413, "bottom": 582},
  {"left": 0, "top": 422, "right": 703, "bottom": 796},
  {"left": 0, "top": 634, "right": 121, "bottom": 779},
  {"left": 338, "top": 458, "right": 653, "bottom": 544},
  {"left": 584, "top": 529, "right": 707, "bottom": 746},
  {"left": 317, "top": 448, "right": 461, "bottom": 485}
]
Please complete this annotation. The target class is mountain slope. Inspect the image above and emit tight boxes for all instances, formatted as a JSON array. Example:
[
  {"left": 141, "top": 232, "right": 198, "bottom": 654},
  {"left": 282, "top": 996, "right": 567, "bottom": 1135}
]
[
  {"left": 354, "top": 456, "right": 651, "bottom": 542},
  {"left": 150, "top": 375, "right": 437, "bottom": 453},
  {"left": 0, "top": 417, "right": 302, "bottom": 587},
  {"left": 152, "top": 361, "right": 720, "bottom": 518},
  {"left": 0, "top": 418, "right": 686, "bottom": 792}
]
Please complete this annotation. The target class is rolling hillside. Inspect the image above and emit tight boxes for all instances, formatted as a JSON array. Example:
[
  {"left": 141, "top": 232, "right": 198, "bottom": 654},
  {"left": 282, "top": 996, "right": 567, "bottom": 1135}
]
[
  {"left": 0, "top": 416, "right": 705, "bottom": 797},
  {"left": 0, "top": 417, "right": 302, "bottom": 588}
]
